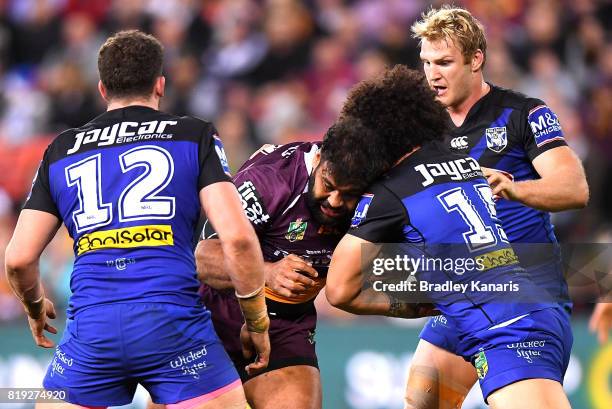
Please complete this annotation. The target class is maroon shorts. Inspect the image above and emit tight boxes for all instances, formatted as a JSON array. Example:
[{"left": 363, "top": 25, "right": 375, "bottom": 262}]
[{"left": 199, "top": 285, "right": 318, "bottom": 381}]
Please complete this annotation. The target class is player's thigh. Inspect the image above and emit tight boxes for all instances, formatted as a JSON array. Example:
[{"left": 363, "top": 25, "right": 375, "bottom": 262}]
[
  {"left": 487, "top": 379, "right": 571, "bottom": 409},
  {"left": 405, "top": 339, "right": 477, "bottom": 409},
  {"left": 189, "top": 386, "right": 247, "bottom": 409},
  {"left": 146, "top": 386, "right": 247, "bottom": 409},
  {"left": 244, "top": 365, "right": 321, "bottom": 409}
]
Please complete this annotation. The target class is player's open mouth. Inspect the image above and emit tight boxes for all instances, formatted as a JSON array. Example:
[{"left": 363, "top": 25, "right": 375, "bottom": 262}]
[
  {"left": 433, "top": 85, "right": 447, "bottom": 96},
  {"left": 320, "top": 205, "right": 341, "bottom": 217}
]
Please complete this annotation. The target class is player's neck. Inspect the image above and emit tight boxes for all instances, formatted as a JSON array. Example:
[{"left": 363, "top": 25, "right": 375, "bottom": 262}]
[
  {"left": 393, "top": 146, "right": 421, "bottom": 167},
  {"left": 106, "top": 96, "right": 160, "bottom": 112},
  {"left": 448, "top": 80, "right": 490, "bottom": 127}
]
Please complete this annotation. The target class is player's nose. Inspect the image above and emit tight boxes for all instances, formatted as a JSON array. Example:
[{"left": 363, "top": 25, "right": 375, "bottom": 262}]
[
  {"left": 428, "top": 65, "right": 442, "bottom": 80},
  {"left": 327, "top": 191, "right": 344, "bottom": 208}
]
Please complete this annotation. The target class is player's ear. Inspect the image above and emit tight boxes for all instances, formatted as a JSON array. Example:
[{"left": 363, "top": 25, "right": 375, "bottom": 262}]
[
  {"left": 471, "top": 49, "right": 484, "bottom": 72},
  {"left": 154, "top": 76, "right": 165, "bottom": 98},
  {"left": 312, "top": 151, "right": 321, "bottom": 169},
  {"left": 98, "top": 80, "right": 109, "bottom": 102}
]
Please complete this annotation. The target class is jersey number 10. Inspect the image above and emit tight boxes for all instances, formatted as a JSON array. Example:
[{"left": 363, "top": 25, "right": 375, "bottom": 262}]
[{"left": 65, "top": 145, "right": 175, "bottom": 233}]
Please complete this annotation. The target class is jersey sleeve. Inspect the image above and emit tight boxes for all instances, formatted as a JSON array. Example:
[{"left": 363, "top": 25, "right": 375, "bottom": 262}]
[
  {"left": 232, "top": 162, "right": 290, "bottom": 235},
  {"left": 199, "top": 165, "right": 274, "bottom": 239},
  {"left": 23, "top": 147, "right": 60, "bottom": 218},
  {"left": 348, "top": 184, "right": 407, "bottom": 243},
  {"left": 197, "top": 123, "right": 232, "bottom": 190},
  {"left": 522, "top": 99, "right": 567, "bottom": 161}
]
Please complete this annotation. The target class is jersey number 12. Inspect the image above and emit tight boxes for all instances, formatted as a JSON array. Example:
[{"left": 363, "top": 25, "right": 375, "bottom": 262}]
[{"left": 65, "top": 145, "right": 175, "bottom": 232}]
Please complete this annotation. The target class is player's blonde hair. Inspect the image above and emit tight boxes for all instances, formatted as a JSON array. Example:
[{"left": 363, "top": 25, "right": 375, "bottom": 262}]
[{"left": 411, "top": 5, "right": 487, "bottom": 67}]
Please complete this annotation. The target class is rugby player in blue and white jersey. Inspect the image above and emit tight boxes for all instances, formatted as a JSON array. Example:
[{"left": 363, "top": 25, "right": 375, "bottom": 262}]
[
  {"left": 5, "top": 30, "right": 269, "bottom": 409},
  {"left": 326, "top": 65, "right": 576, "bottom": 409},
  {"left": 402, "top": 6, "right": 589, "bottom": 409}
]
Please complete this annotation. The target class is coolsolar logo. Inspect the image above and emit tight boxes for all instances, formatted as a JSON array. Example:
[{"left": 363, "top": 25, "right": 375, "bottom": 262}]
[{"left": 76, "top": 225, "right": 174, "bottom": 255}]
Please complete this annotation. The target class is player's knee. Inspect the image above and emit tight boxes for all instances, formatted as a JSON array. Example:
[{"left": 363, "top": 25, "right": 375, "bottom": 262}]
[{"left": 405, "top": 366, "right": 467, "bottom": 409}]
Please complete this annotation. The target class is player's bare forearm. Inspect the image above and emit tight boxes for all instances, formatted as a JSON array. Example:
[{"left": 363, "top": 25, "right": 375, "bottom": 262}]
[
  {"left": 221, "top": 234, "right": 265, "bottom": 296},
  {"left": 196, "top": 237, "right": 268, "bottom": 294},
  {"left": 5, "top": 209, "right": 59, "bottom": 313},
  {"left": 200, "top": 182, "right": 266, "bottom": 295},
  {"left": 195, "top": 239, "right": 234, "bottom": 290},
  {"left": 328, "top": 287, "right": 433, "bottom": 318},
  {"left": 484, "top": 147, "right": 588, "bottom": 211},
  {"left": 5, "top": 257, "right": 44, "bottom": 308},
  {"left": 511, "top": 176, "right": 588, "bottom": 212},
  {"left": 520, "top": 146, "right": 589, "bottom": 211}
]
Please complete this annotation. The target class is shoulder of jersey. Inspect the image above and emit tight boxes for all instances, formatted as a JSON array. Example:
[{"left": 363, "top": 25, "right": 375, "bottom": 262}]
[
  {"left": 384, "top": 142, "right": 476, "bottom": 193},
  {"left": 235, "top": 141, "right": 318, "bottom": 191},
  {"left": 48, "top": 111, "right": 217, "bottom": 162},
  {"left": 238, "top": 141, "right": 318, "bottom": 171},
  {"left": 491, "top": 85, "right": 543, "bottom": 111}
]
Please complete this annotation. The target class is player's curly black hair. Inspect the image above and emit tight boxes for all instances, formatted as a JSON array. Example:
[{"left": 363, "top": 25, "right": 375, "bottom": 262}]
[
  {"left": 321, "top": 117, "right": 391, "bottom": 191},
  {"left": 339, "top": 65, "right": 450, "bottom": 165}
]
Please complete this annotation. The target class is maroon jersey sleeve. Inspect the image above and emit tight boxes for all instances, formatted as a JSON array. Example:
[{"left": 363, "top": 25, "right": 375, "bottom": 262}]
[{"left": 202, "top": 142, "right": 316, "bottom": 238}]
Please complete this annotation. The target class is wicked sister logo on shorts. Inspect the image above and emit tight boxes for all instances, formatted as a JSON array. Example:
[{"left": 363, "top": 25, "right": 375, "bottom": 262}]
[{"left": 169, "top": 345, "right": 208, "bottom": 379}]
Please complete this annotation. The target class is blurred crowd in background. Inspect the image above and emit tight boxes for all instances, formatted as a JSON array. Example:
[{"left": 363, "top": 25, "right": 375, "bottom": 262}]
[{"left": 0, "top": 0, "right": 610, "bottom": 320}]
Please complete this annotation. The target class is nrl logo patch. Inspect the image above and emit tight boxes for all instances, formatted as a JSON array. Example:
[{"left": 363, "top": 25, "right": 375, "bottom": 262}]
[
  {"left": 474, "top": 349, "right": 489, "bottom": 379},
  {"left": 286, "top": 219, "right": 307, "bottom": 242},
  {"left": 485, "top": 126, "right": 507, "bottom": 153}
]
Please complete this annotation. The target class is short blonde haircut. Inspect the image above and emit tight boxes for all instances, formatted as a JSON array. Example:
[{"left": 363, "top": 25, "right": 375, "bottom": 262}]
[{"left": 411, "top": 6, "right": 487, "bottom": 67}]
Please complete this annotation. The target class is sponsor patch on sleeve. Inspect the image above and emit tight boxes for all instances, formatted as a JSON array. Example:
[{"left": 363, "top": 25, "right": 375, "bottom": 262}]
[
  {"left": 212, "top": 134, "right": 232, "bottom": 176},
  {"left": 527, "top": 105, "right": 564, "bottom": 147},
  {"left": 236, "top": 180, "right": 270, "bottom": 225},
  {"left": 350, "top": 193, "right": 374, "bottom": 228}
]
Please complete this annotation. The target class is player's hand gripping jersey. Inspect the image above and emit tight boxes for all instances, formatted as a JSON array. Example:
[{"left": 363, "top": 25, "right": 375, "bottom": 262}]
[
  {"left": 24, "top": 106, "right": 240, "bottom": 405},
  {"left": 201, "top": 142, "right": 345, "bottom": 378},
  {"left": 349, "top": 143, "right": 571, "bottom": 388},
  {"left": 205, "top": 142, "right": 344, "bottom": 306}
]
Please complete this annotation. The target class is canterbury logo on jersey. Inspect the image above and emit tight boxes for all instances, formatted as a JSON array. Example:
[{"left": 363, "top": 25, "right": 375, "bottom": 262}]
[
  {"left": 414, "top": 158, "right": 482, "bottom": 187},
  {"left": 67, "top": 120, "right": 178, "bottom": 155},
  {"left": 76, "top": 225, "right": 174, "bottom": 255},
  {"left": 450, "top": 136, "right": 469, "bottom": 149}
]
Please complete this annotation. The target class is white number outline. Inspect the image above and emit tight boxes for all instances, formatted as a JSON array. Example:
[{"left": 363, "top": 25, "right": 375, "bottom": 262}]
[
  {"left": 65, "top": 153, "right": 112, "bottom": 233},
  {"left": 474, "top": 183, "right": 509, "bottom": 243},
  {"left": 437, "top": 186, "right": 497, "bottom": 252},
  {"left": 118, "top": 145, "right": 176, "bottom": 222},
  {"left": 65, "top": 146, "right": 176, "bottom": 232}
]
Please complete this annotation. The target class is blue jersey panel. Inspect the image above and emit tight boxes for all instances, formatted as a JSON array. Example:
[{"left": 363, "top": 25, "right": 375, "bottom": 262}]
[
  {"left": 401, "top": 180, "right": 551, "bottom": 335},
  {"left": 47, "top": 141, "right": 203, "bottom": 316}
]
